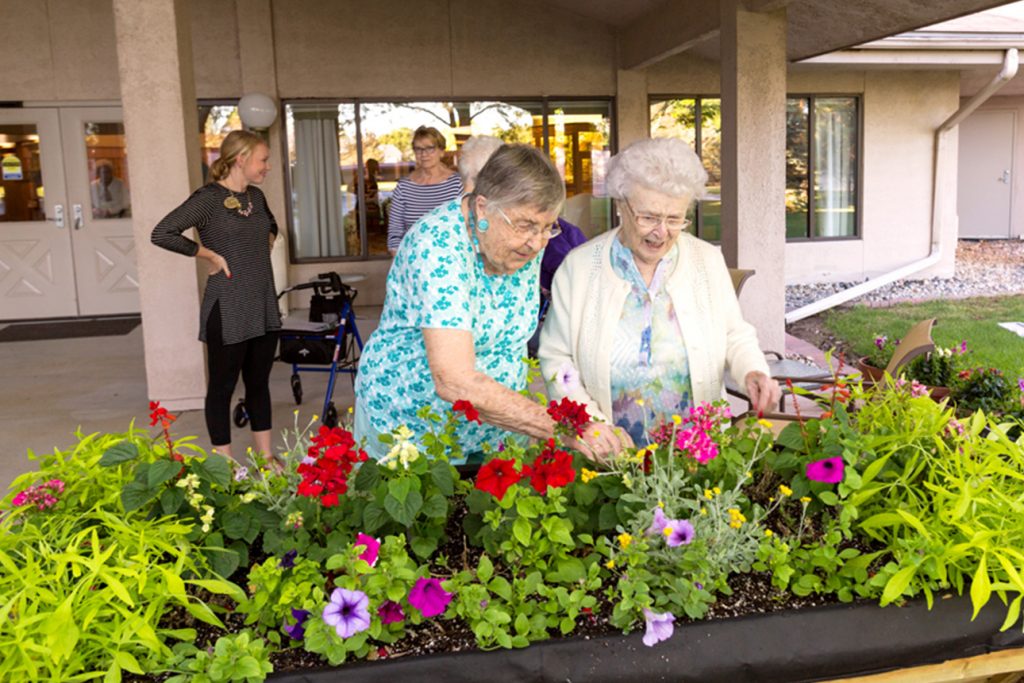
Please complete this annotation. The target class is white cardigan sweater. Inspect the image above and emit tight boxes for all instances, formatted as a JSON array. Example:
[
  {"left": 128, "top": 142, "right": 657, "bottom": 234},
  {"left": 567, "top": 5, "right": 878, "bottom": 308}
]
[{"left": 538, "top": 228, "right": 769, "bottom": 423}]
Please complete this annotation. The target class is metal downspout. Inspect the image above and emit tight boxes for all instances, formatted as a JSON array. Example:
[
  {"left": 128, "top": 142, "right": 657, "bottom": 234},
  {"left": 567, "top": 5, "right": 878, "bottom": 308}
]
[{"left": 784, "top": 48, "right": 1019, "bottom": 324}]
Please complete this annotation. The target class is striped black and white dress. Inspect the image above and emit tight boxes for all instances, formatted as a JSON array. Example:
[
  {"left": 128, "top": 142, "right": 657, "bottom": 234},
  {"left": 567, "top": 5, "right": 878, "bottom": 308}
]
[
  {"left": 387, "top": 173, "right": 464, "bottom": 252},
  {"left": 151, "top": 184, "right": 281, "bottom": 345}
]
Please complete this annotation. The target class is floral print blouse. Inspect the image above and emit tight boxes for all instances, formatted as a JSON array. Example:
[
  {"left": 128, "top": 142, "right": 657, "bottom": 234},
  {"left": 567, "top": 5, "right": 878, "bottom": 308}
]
[
  {"left": 608, "top": 237, "right": 693, "bottom": 445},
  {"left": 355, "top": 201, "right": 540, "bottom": 461}
]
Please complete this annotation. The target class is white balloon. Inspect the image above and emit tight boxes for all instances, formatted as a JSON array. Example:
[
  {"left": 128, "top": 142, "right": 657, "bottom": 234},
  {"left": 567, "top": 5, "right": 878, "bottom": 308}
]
[{"left": 238, "top": 93, "right": 278, "bottom": 129}]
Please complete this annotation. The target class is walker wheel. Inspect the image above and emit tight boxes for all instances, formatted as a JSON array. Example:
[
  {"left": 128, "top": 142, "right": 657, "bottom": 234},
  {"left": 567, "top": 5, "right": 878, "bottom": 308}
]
[
  {"left": 232, "top": 399, "right": 249, "bottom": 428},
  {"left": 291, "top": 374, "right": 303, "bottom": 405},
  {"left": 323, "top": 402, "right": 338, "bottom": 428}
]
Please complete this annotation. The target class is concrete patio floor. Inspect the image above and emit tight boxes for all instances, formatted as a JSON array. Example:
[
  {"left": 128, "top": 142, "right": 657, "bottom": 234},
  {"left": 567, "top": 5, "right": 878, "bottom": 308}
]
[{"left": 0, "top": 310, "right": 829, "bottom": 493}]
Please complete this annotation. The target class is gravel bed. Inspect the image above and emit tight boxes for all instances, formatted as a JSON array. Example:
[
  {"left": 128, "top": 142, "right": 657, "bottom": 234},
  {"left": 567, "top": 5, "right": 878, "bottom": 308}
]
[{"left": 786, "top": 240, "right": 1024, "bottom": 312}]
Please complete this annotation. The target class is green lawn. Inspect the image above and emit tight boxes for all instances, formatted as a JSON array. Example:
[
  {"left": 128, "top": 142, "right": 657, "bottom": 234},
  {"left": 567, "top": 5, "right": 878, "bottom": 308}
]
[{"left": 822, "top": 295, "right": 1024, "bottom": 380}]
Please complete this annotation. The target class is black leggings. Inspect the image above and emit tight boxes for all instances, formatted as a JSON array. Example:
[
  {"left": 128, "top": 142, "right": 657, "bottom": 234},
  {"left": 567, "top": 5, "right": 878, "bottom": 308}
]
[{"left": 204, "top": 303, "right": 278, "bottom": 446}]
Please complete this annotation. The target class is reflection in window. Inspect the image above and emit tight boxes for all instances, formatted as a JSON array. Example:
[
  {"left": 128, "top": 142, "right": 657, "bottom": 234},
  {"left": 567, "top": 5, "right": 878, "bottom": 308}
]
[
  {"left": 199, "top": 105, "right": 242, "bottom": 181},
  {"left": 651, "top": 95, "right": 859, "bottom": 241},
  {"left": 281, "top": 99, "right": 611, "bottom": 260},
  {"left": 0, "top": 125, "right": 44, "bottom": 222},
  {"left": 85, "top": 122, "right": 131, "bottom": 219}
]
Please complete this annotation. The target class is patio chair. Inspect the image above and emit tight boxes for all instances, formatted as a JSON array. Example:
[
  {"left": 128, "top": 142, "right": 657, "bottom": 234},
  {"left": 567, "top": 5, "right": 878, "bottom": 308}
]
[
  {"left": 724, "top": 268, "right": 834, "bottom": 410},
  {"left": 865, "top": 317, "right": 938, "bottom": 382}
]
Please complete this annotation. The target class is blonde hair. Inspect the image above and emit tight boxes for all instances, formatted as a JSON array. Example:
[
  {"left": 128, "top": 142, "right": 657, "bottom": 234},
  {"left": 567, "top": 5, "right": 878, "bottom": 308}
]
[
  {"left": 413, "top": 125, "right": 447, "bottom": 151},
  {"left": 207, "top": 130, "right": 266, "bottom": 183}
]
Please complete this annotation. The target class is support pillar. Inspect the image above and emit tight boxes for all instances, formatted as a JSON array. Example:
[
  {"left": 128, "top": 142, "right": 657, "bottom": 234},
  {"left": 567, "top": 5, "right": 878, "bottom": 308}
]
[{"left": 616, "top": 69, "right": 650, "bottom": 150}]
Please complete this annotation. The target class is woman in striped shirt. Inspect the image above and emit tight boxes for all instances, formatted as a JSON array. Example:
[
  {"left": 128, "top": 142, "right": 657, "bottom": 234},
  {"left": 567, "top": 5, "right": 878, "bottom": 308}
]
[
  {"left": 151, "top": 130, "right": 281, "bottom": 468},
  {"left": 387, "top": 125, "right": 464, "bottom": 256}
]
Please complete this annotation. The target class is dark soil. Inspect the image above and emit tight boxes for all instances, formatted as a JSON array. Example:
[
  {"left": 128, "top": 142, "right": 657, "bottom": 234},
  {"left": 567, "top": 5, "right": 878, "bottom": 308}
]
[{"left": 787, "top": 314, "right": 852, "bottom": 358}]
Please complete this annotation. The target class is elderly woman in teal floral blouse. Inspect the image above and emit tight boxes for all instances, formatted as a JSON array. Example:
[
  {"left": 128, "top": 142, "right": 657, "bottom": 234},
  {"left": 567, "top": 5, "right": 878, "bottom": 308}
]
[
  {"left": 354, "top": 143, "right": 626, "bottom": 462},
  {"left": 539, "top": 138, "right": 780, "bottom": 446}
]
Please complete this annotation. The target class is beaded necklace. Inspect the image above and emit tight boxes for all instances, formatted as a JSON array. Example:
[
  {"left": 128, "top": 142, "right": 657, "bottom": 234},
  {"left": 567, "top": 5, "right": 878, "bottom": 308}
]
[{"left": 222, "top": 187, "right": 254, "bottom": 217}]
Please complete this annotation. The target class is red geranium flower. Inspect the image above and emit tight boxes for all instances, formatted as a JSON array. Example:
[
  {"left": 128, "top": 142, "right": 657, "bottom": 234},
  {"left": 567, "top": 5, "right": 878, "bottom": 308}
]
[
  {"left": 475, "top": 458, "right": 522, "bottom": 500},
  {"left": 522, "top": 440, "right": 575, "bottom": 494},
  {"left": 547, "top": 397, "right": 590, "bottom": 437},
  {"left": 452, "top": 399, "right": 482, "bottom": 424},
  {"left": 296, "top": 425, "right": 367, "bottom": 507}
]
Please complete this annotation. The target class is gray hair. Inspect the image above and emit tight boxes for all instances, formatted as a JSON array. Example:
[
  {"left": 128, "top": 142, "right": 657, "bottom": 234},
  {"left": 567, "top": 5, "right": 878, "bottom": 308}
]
[
  {"left": 606, "top": 138, "right": 707, "bottom": 204},
  {"left": 458, "top": 135, "right": 503, "bottom": 188},
  {"left": 471, "top": 144, "right": 565, "bottom": 214}
]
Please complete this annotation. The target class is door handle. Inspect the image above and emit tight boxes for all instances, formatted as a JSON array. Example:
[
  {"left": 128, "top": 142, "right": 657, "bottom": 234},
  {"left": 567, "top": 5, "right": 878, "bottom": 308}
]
[
  {"left": 73, "top": 204, "right": 84, "bottom": 230},
  {"left": 1000, "top": 170, "right": 1011, "bottom": 184},
  {"left": 47, "top": 204, "right": 65, "bottom": 228}
]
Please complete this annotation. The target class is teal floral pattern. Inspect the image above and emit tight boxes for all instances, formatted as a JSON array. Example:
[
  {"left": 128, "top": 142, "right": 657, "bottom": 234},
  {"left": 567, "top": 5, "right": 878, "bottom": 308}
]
[
  {"left": 608, "top": 237, "right": 693, "bottom": 445},
  {"left": 355, "top": 201, "right": 540, "bottom": 460}
]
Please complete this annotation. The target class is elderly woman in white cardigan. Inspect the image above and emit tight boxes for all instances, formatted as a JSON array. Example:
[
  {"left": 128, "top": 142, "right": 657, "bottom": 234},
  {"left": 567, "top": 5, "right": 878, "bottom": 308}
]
[{"left": 538, "top": 138, "right": 780, "bottom": 447}]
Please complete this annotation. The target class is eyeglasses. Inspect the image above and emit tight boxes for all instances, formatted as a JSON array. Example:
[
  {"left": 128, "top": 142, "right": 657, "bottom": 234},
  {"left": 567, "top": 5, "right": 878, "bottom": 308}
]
[
  {"left": 412, "top": 145, "right": 438, "bottom": 155},
  {"left": 495, "top": 206, "right": 562, "bottom": 240},
  {"left": 623, "top": 199, "right": 690, "bottom": 232}
]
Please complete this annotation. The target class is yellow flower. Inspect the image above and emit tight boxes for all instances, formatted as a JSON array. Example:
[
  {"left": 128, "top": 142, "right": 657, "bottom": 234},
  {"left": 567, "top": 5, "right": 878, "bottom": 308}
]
[
  {"left": 713, "top": 486, "right": 721, "bottom": 495},
  {"left": 658, "top": 500, "right": 665, "bottom": 509},
  {"left": 727, "top": 508, "right": 747, "bottom": 529},
  {"left": 704, "top": 488, "right": 714, "bottom": 500},
  {"left": 622, "top": 474, "right": 632, "bottom": 489},
  {"left": 663, "top": 527, "right": 673, "bottom": 537},
  {"left": 758, "top": 418, "right": 774, "bottom": 429},
  {"left": 764, "top": 529, "right": 774, "bottom": 537},
  {"left": 581, "top": 468, "right": 598, "bottom": 484},
  {"left": 672, "top": 414, "right": 682, "bottom": 426},
  {"left": 394, "top": 425, "right": 415, "bottom": 442},
  {"left": 593, "top": 430, "right": 601, "bottom": 437},
  {"left": 618, "top": 532, "right": 633, "bottom": 549},
  {"left": 800, "top": 496, "right": 812, "bottom": 504},
  {"left": 700, "top": 506, "right": 708, "bottom": 516},
  {"left": 779, "top": 484, "right": 793, "bottom": 497},
  {"left": 293, "top": 409, "right": 299, "bottom": 416},
  {"left": 768, "top": 497, "right": 775, "bottom": 503},
  {"left": 605, "top": 559, "right": 616, "bottom": 569},
  {"left": 240, "top": 492, "right": 258, "bottom": 503},
  {"left": 635, "top": 398, "right": 645, "bottom": 407},
  {"left": 312, "top": 414, "right": 319, "bottom": 422},
  {"left": 745, "top": 471, "right": 753, "bottom": 479},
  {"left": 347, "top": 406, "right": 354, "bottom": 414}
]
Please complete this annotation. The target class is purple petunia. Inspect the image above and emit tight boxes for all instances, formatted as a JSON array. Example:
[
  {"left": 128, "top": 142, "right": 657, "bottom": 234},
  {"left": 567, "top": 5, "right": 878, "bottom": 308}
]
[
  {"left": 323, "top": 588, "right": 371, "bottom": 639},
  {"left": 278, "top": 549, "right": 298, "bottom": 569},
  {"left": 377, "top": 600, "right": 405, "bottom": 625},
  {"left": 408, "top": 577, "right": 453, "bottom": 618},
  {"left": 283, "top": 608, "right": 311, "bottom": 640},
  {"left": 663, "top": 519, "right": 696, "bottom": 547},
  {"left": 874, "top": 335, "right": 887, "bottom": 350},
  {"left": 805, "top": 457, "right": 845, "bottom": 484},
  {"left": 642, "top": 608, "right": 675, "bottom": 647},
  {"left": 646, "top": 507, "right": 668, "bottom": 537}
]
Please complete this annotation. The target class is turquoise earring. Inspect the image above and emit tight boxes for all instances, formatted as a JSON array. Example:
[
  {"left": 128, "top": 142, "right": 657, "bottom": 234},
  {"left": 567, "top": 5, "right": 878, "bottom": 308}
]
[{"left": 478, "top": 218, "right": 490, "bottom": 232}]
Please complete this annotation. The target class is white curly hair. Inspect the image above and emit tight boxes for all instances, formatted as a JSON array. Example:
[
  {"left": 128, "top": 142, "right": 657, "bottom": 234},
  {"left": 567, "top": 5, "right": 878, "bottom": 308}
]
[
  {"left": 605, "top": 138, "right": 707, "bottom": 204},
  {"left": 458, "top": 135, "right": 504, "bottom": 189}
]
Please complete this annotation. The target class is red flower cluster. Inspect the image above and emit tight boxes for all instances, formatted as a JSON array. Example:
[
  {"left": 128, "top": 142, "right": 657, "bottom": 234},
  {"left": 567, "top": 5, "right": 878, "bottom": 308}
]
[
  {"left": 475, "top": 457, "right": 521, "bottom": 501},
  {"left": 297, "top": 425, "right": 368, "bottom": 507},
  {"left": 522, "top": 440, "right": 576, "bottom": 494},
  {"left": 148, "top": 401, "right": 176, "bottom": 428},
  {"left": 452, "top": 399, "right": 482, "bottom": 424},
  {"left": 547, "top": 397, "right": 590, "bottom": 437}
]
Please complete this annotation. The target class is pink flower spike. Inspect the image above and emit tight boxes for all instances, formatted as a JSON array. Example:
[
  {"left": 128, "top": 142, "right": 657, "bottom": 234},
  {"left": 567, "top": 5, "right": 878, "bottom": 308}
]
[
  {"left": 354, "top": 533, "right": 380, "bottom": 567},
  {"left": 408, "top": 577, "right": 453, "bottom": 618},
  {"left": 806, "top": 457, "right": 845, "bottom": 484},
  {"left": 642, "top": 608, "right": 676, "bottom": 647}
]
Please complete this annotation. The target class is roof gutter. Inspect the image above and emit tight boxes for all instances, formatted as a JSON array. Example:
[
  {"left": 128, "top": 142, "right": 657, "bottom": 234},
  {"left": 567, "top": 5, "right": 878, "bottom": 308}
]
[{"left": 785, "top": 47, "right": 1018, "bottom": 324}]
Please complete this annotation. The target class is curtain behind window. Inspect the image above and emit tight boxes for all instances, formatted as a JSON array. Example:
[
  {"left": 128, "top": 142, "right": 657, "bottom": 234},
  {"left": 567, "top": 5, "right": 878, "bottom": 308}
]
[{"left": 292, "top": 106, "right": 346, "bottom": 257}]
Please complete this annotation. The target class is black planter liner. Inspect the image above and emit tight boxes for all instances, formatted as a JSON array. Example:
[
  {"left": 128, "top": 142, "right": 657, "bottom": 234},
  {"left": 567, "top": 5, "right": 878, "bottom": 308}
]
[{"left": 272, "top": 593, "right": 1024, "bottom": 682}]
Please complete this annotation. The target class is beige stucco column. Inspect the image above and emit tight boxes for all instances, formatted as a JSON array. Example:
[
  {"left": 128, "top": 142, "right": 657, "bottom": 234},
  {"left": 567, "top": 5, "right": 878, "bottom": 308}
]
[
  {"left": 113, "top": 0, "right": 206, "bottom": 410},
  {"left": 719, "top": 1, "right": 787, "bottom": 352},
  {"left": 616, "top": 69, "right": 650, "bottom": 149},
  {"left": 236, "top": 0, "right": 289, "bottom": 303}
]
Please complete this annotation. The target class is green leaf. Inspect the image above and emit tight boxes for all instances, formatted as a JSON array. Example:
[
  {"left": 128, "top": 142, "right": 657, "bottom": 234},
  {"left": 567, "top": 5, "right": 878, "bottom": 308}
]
[
  {"left": 1000, "top": 595, "right": 1022, "bottom": 632},
  {"left": 410, "top": 535, "right": 438, "bottom": 559},
  {"left": 160, "top": 487, "right": 186, "bottom": 515},
  {"left": 970, "top": 555, "right": 992, "bottom": 620},
  {"left": 148, "top": 459, "right": 182, "bottom": 488},
  {"left": 388, "top": 477, "right": 412, "bottom": 505},
  {"left": 421, "top": 494, "right": 448, "bottom": 519},
  {"left": 477, "top": 555, "right": 494, "bottom": 582},
  {"left": 817, "top": 491, "right": 839, "bottom": 506},
  {"left": 573, "top": 482, "right": 599, "bottom": 507},
  {"left": 354, "top": 459, "right": 381, "bottom": 491},
  {"left": 199, "top": 454, "right": 232, "bottom": 489},
  {"left": 430, "top": 460, "right": 455, "bottom": 496},
  {"left": 489, "top": 576, "right": 512, "bottom": 600},
  {"left": 222, "top": 513, "right": 250, "bottom": 541},
  {"left": 114, "top": 651, "right": 143, "bottom": 675},
  {"left": 363, "top": 501, "right": 389, "bottom": 533},
  {"left": 100, "top": 440, "right": 140, "bottom": 467},
  {"left": 881, "top": 565, "right": 917, "bottom": 606},
  {"left": 776, "top": 423, "right": 808, "bottom": 451},
  {"left": 384, "top": 488, "right": 422, "bottom": 527},
  {"left": 121, "top": 481, "right": 156, "bottom": 513},
  {"left": 513, "top": 517, "right": 532, "bottom": 546},
  {"left": 206, "top": 547, "right": 240, "bottom": 579},
  {"left": 548, "top": 520, "right": 574, "bottom": 547},
  {"left": 597, "top": 503, "right": 619, "bottom": 530}
]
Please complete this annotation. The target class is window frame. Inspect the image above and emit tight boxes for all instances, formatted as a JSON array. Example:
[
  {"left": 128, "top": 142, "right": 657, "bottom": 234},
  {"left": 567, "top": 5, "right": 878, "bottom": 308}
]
[
  {"left": 280, "top": 96, "right": 616, "bottom": 264},
  {"left": 648, "top": 93, "right": 863, "bottom": 243}
]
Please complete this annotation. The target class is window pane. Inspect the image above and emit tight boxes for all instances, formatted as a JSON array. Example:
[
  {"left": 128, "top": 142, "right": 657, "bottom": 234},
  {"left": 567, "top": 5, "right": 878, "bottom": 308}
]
[
  {"left": 649, "top": 99, "right": 697, "bottom": 147},
  {"left": 285, "top": 103, "right": 360, "bottom": 258},
  {"left": 549, "top": 100, "right": 612, "bottom": 236},
  {"left": 699, "top": 98, "right": 721, "bottom": 242},
  {"left": 812, "top": 97, "right": 857, "bottom": 238},
  {"left": 199, "top": 105, "right": 242, "bottom": 181},
  {"left": 85, "top": 122, "right": 131, "bottom": 219},
  {"left": 0, "top": 125, "right": 44, "bottom": 222},
  {"left": 786, "top": 97, "right": 810, "bottom": 238}
]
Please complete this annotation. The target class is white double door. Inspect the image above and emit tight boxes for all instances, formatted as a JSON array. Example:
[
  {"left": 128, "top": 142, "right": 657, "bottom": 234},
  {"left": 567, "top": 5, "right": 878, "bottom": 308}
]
[{"left": 0, "top": 107, "right": 139, "bottom": 320}]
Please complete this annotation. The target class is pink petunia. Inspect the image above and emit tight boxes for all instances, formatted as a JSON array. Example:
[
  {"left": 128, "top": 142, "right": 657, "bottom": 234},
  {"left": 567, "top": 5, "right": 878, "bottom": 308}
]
[
  {"left": 805, "top": 457, "right": 845, "bottom": 484},
  {"left": 408, "top": 577, "right": 453, "bottom": 618},
  {"left": 354, "top": 533, "right": 380, "bottom": 567}
]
